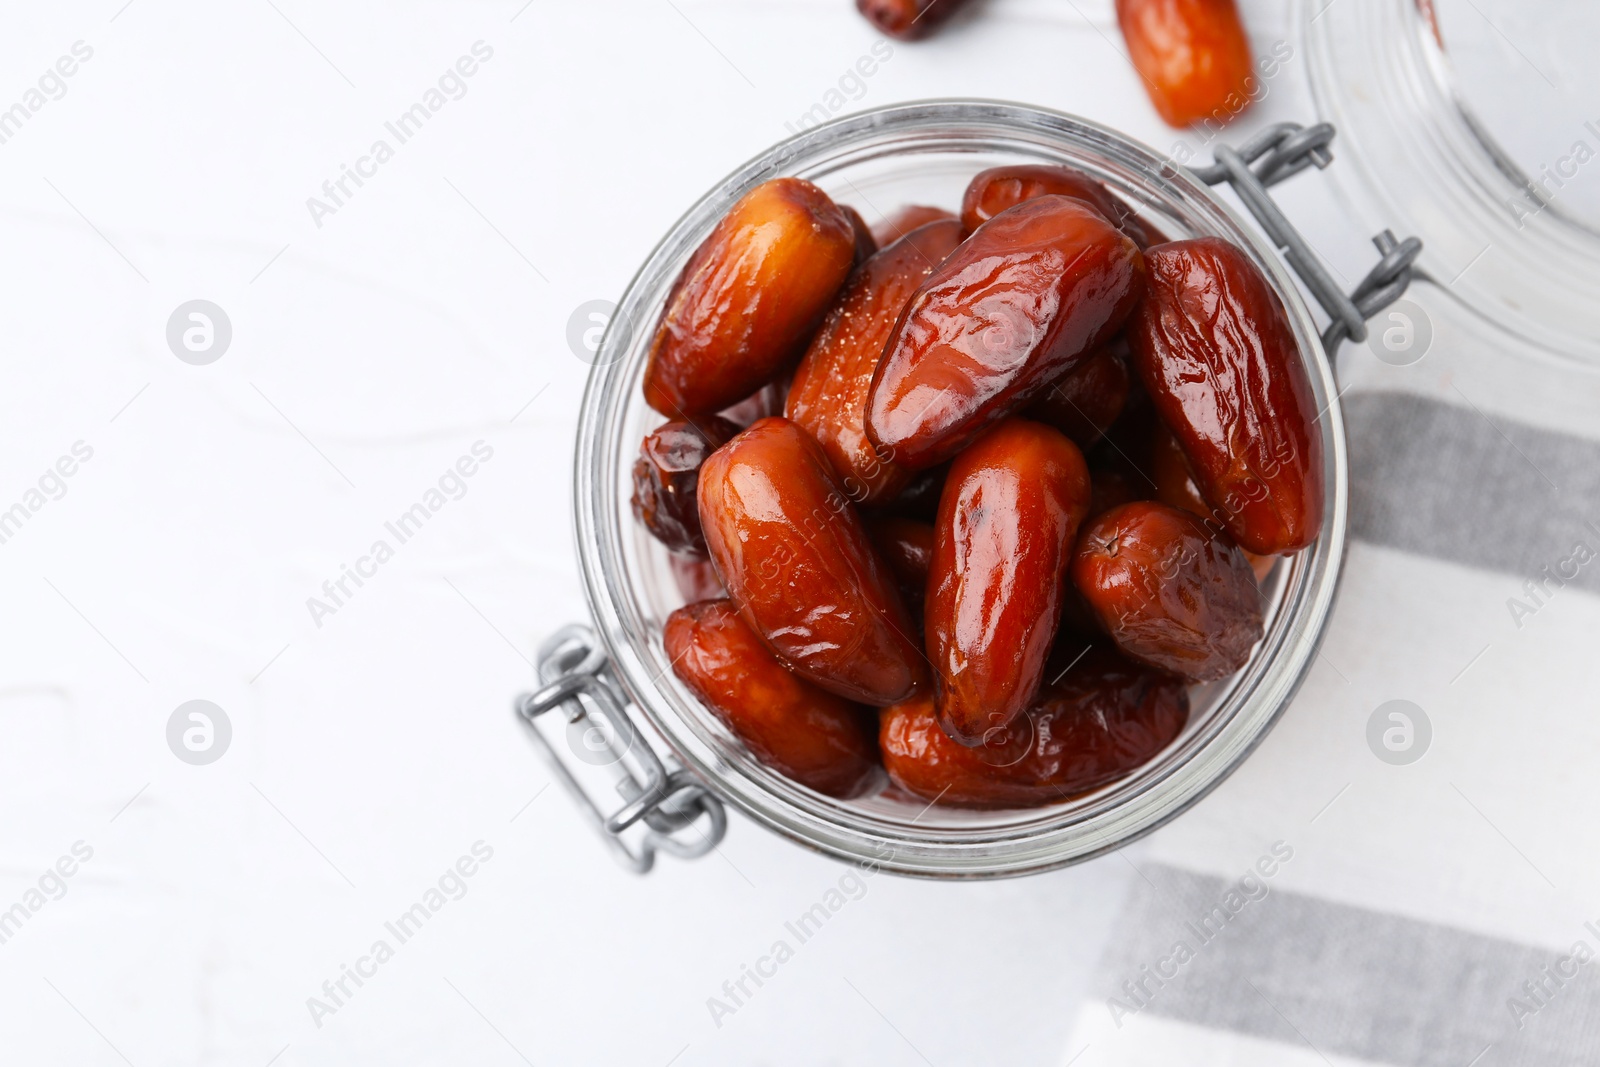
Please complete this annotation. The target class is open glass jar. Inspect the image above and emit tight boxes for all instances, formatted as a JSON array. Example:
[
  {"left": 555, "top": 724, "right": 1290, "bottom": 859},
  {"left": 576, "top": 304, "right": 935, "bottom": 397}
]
[{"left": 524, "top": 100, "right": 1393, "bottom": 879}]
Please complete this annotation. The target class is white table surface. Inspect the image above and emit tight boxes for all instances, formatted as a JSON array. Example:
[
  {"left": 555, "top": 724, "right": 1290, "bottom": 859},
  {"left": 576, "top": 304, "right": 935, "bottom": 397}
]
[{"left": 0, "top": 2, "right": 1560, "bottom": 1065}]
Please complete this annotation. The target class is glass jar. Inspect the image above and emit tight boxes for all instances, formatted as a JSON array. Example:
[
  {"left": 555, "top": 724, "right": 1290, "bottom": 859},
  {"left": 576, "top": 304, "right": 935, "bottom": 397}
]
[{"left": 534, "top": 101, "right": 1365, "bottom": 879}]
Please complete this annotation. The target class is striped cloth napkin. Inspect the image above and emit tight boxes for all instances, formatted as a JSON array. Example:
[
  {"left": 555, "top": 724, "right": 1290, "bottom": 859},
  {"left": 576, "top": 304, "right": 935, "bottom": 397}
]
[{"left": 1063, "top": 285, "right": 1600, "bottom": 1066}]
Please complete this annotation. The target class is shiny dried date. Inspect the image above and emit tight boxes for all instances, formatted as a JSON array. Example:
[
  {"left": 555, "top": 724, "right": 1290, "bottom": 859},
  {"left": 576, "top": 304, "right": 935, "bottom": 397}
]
[
  {"left": 879, "top": 646, "right": 1189, "bottom": 808},
  {"left": 856, "top": 0, "right": 974, "bottom": 40},
  {"left": 866, "top": 195, "right": 1146, "bottom": 469},
  {"left": 665, "top": 600, "right": 880, "bottom": 798},
  {"left": 1027, "top": 339, "right": 1132, "bottom": 450},
  {"left": 1126, "top": 238, "right": 1323, "bottom": 554},
  {"left": 630, "top": 416, "right": 741, "bottom": 555},
  {"left": 841, "top": 204, "right": 879, "bottom": 265},
  {"left": 669, "top": 552, "right": 725, "bottom": 602},
  {"left": 927, "top": 418, "right": 1092, "bottom": 745},
  {"left": 960, "top": 164, "right": 1155, "bottom": 247},
  {"left": 1115, "top": 0, "right": 1255, "bottom": 129},
  {"left": 867, "top": 516, "right": 934, "bottom": 618},
  {"left": 1072, "top": 501, "right": 1263, "bottom": 680},
  {"left": 1149, "top": 417, "right": 1212, "bottom": 519},
  {"left": 698, "top": 417, "right": 927, "bottom": 705},
  {"left": 1150, "top": 420, "right": 1276, "bottom": 581},
  {"left": 787, "top": 219, "right": 965, "bottom": 505},
  {"left": 643, "top": 177, "right": 856, "bottom": 417},
  {"left": 871, "top": 204, "right": 957, "bottom": 246}
]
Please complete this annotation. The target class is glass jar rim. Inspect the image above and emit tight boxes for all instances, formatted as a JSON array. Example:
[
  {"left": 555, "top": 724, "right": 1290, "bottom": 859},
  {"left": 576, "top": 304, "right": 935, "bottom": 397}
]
[{"left": 573, "top": 100, "right": 1349, "bottom": 878}]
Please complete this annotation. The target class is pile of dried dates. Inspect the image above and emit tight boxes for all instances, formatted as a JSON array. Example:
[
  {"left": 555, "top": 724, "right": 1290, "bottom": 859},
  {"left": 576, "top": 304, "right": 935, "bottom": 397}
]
[{"left": 630, "top": 166, "right": 1322, "bottom": 809}]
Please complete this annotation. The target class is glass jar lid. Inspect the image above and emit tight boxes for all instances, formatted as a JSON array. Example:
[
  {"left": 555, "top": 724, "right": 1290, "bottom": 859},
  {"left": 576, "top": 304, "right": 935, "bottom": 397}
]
[{"left": 1304, "top": 0, "right": 1600, "bottom": 364}]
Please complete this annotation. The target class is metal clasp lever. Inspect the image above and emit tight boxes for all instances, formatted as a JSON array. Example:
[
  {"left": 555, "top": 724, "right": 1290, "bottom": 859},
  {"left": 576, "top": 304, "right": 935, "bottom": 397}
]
[
  {"left": 1187, "top": 121, "right": 1424, "bottom": 355},
  {"left": 515, "top": 625, "right": 727, "bottom": 874}
]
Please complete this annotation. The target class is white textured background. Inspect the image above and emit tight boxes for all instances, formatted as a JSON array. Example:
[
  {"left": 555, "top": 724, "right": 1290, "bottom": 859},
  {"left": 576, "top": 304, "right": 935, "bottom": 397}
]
[{"left": 0, "top": 2, "right": 1588, "bottom": 1066}]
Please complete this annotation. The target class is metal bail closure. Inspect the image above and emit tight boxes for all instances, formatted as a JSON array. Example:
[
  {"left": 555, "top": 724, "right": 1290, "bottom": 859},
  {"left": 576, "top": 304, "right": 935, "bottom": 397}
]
[
  {"left": 515, "top": 624, "right": 727, "bottom": 874},
  {"left": 1186, "top": 121, "right": 1425, "bottom": 356}
]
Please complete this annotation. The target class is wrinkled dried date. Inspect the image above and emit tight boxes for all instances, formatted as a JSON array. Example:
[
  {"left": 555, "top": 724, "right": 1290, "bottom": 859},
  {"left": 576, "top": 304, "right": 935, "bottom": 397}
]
[
  {"left": 880, "top": 646, "right": 1189, "bottom": 807},
  {"left": 1027, "top": 339, "right": 1132, "bottom": 450},
  {"left": 927, "top": 418, "right": 1091, "bottom": 745},
  {"left": 630, "top": 416, "right": 741, "bottom": 555},
  {"left": 1115, "top": 0, "right": 1255, "bottom": 129},
  {"left": 787, "top": 219, "right": 965, "bottom": 505},
  {"left": 698, "top": 417, "right": 927, "bottom": 705},
  {"left": 960, "top": 164, "right": 1156, "bottom": 247},
  {"left": 643, "top": 177, "right": 856, "bottom": 417},
  {"left": 1126, "top": 238, "right": 1322, "bottom": 554},
  {"left": 1072, "top": 501, "right": 1262, "bottom": 680},
  {"left": 666, "top": 600, "right": 880, "bottom": 798},
  {"left": 866, "top": 195, "right": 1145, "bottom": 468}
]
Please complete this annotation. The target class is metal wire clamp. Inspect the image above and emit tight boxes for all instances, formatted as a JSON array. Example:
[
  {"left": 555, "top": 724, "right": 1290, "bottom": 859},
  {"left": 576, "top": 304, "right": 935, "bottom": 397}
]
[
  {"left": 1187, "top": 121, "right": 1424, "bottom": 355},
  {"left": 515, "top": 625, "right": 726, "bottom": 873}
]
